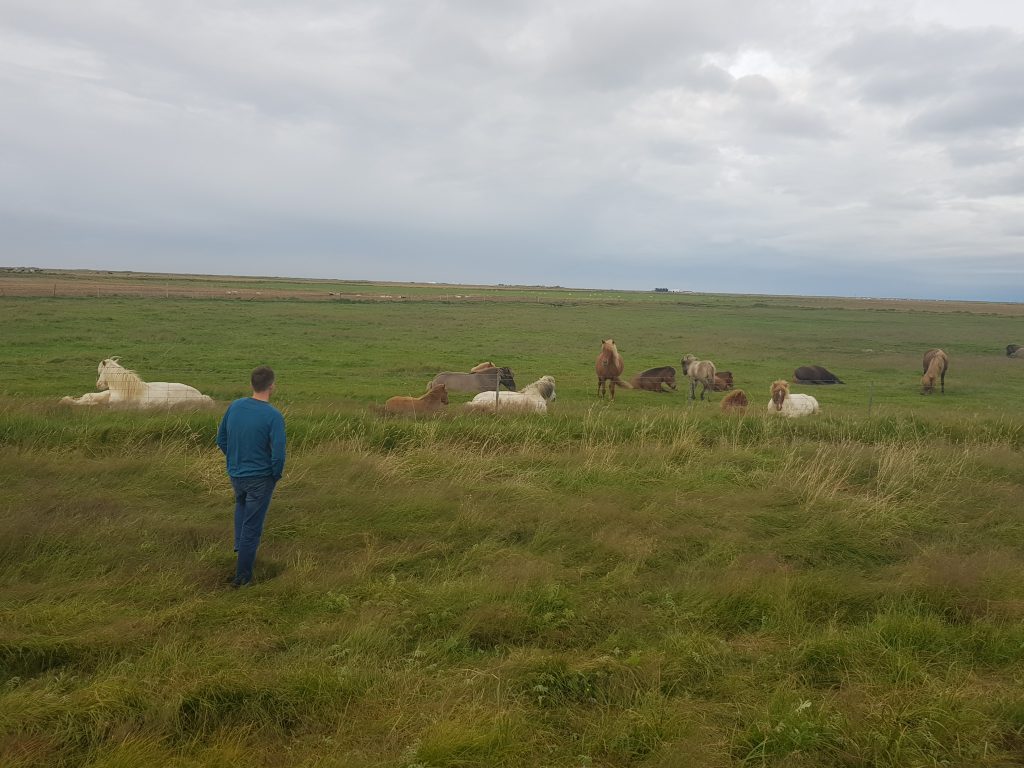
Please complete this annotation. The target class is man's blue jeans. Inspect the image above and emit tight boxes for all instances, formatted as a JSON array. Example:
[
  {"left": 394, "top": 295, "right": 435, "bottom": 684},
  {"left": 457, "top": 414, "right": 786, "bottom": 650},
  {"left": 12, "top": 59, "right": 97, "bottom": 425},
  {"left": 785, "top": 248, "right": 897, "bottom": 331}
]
[{"left": 230, "top": 475, "right": 277, "bottom": 585}]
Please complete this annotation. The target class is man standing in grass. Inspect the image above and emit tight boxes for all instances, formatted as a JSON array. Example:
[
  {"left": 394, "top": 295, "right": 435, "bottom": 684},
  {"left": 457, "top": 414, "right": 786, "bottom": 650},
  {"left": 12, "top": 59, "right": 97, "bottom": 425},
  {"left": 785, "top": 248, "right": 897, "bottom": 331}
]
[{"left": 216, "top": 366, "right": 286, "bottom": 588}]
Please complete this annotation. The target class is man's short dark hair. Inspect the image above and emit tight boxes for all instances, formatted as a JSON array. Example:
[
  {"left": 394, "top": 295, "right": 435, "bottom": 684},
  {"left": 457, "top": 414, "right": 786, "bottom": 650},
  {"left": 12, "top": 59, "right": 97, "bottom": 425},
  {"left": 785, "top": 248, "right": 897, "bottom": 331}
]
[{"left": 251, "top": 366, "right": 276, "bottom": 393}]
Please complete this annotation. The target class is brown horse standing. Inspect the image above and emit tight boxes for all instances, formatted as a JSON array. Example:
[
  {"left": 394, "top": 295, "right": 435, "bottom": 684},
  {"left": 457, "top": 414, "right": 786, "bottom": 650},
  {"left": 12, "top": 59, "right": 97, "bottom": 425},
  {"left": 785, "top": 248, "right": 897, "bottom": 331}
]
[
  {"left": 385, "top": 383, "right": 449, "bottom": 415},
  {"left": 596, "top": 339, "right": 630, "bottom": 400},
  {"left": 921, "top": 349, "right": 949, "bottom": 394}
]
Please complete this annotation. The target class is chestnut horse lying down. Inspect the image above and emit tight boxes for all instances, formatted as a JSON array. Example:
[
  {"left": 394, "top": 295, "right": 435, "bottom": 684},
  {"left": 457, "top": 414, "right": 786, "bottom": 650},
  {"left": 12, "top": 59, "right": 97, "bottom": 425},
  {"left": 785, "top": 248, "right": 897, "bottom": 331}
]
[
  {"left": 712, "top": 371, "right": 734, "bottom": 391},
  {"left": 429, "top": 367, "right": 516, "bottom": 393},
  {"left": 630, "top": 366, "right": 676, "bottom": 392},
  {"left": 720, "top": 389, "right": 748, "bottom": 412},
  {"left": 385, "top": 383, "right": 449, "bottom": 415},
  {"left": 466, "top": 376, "right": 557, "bottom": 414},
  {"left": 767, "top": 380, "right": 819, "bottom": 417},
  {"left": 794, "top": 365, "right": 844, "bottom": 384}
]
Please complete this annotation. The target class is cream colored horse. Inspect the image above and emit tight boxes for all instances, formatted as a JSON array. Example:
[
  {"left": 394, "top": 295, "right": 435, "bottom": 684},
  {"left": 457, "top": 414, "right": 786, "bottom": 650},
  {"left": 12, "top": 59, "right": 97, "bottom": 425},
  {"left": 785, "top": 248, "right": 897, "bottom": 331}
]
[
  {"left": 61, "top": 358, "right": 214, "bottom": 408},
  {"left": 466, "top": 376, "right": 557, "bottom": 414}
]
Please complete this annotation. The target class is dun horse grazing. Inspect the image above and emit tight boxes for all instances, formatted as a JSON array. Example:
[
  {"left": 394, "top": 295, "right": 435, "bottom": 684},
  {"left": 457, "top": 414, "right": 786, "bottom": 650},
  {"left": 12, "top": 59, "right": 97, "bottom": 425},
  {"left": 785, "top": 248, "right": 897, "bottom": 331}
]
[
  {"left": 720, "top": 389, "right": 748, "bottom": 412},
  {"left": 384, "top": 383, "right": 449, "bottom": 415},
  {"left": 466, "top": 376, "right": 557, "bottom": 414},
  {"left": 681, "top": 354, "right": 717, "bottom": 401},
  {"left": 1006, "top": 344, "right": 1022, "bottom": 359},
  {"left": 767, "top": 380, "right": 819, "bottom": 417},
  {"left": 596, "top": 339, "right": 630, "bottom": 400},
  {"left": 629, "top": 366, "right": 676, "bottom": 392},
  {"left": 921, "top": 349, "right": 949, "bottom": 394},
  {"left": 61, "top": 358, "right": 214, "bottom": 409},
  {"left": 713, "top": 371, "right": 734, "bottom": 391},
  {"left": 793, "top": 365, "right": 844, "bottom": 384},
  {"left": 429, "top": 367, "right": 516, "bottom": 393}
]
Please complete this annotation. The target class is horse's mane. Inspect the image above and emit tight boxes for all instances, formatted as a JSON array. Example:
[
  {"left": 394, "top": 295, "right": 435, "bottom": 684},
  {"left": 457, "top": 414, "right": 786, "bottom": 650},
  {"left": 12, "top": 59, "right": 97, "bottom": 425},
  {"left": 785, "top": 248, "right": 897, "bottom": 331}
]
[
  {"left": 522, "top": 376, "right": 555, "bottom": 401},
  {"left": 770, "top": 379, "right": 789, "bottom": 398},
  {"left": 102, "top": 359, "right": 146, "bottom": 399},
  {"left": 424, "top": 383, "right": 447, "bottom": 401},
  {"left": 925, "top": 353, "right": 945, "bottom": 377}
]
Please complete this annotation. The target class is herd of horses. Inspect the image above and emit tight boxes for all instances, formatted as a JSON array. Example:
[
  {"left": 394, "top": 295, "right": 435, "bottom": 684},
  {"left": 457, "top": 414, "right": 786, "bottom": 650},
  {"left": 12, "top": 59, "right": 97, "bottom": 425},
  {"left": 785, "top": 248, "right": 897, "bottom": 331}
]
[{"left": 58, "top": 339, "right": 1016, "bottom": 417}]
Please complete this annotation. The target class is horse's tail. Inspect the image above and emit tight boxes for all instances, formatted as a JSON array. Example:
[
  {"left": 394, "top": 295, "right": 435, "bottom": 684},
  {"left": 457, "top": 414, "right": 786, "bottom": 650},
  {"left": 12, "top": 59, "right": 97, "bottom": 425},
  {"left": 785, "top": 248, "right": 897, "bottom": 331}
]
[{"left": 612, "top": 377, "right": 631, "bottom": 389}]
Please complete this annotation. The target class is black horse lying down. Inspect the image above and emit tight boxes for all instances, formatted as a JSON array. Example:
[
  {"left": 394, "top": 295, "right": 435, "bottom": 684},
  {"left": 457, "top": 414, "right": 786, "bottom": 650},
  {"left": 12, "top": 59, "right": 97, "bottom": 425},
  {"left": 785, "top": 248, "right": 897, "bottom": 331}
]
[{"left": 793, "top": 365, "right": 844, "bottom": 384}]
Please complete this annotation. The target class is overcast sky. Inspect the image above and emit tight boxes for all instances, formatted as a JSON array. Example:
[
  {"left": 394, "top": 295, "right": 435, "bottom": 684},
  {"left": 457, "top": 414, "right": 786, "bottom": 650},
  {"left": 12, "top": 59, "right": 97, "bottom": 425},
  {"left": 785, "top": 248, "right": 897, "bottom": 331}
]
[{"left": 2, "top": 1, "right": 1023, "bottom": 300}]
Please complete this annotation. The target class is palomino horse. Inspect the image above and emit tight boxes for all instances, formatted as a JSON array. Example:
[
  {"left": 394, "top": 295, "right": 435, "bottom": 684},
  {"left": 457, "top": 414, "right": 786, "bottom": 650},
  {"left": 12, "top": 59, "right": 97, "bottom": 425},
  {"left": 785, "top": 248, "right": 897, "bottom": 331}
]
[
  {"left": 466, "top": 375, "right": 557, "bottom": 414},
  {"left": 596, "top": 339, "right": 629, "bottom": 399},
  {"left": 681, "top": 354, "right": 716, "bottom": 401},
  {"left": 384, "top": 383, "right": 449, "bottom": 415},
  {"left": 921, "top": 349, "right": 949, "bottom": 394},
  {"left": 61, "top": 358, "right": 213, "bottom": 408},
  {"left": 768, "top": 380, "right": 819, "bottom": 417}
]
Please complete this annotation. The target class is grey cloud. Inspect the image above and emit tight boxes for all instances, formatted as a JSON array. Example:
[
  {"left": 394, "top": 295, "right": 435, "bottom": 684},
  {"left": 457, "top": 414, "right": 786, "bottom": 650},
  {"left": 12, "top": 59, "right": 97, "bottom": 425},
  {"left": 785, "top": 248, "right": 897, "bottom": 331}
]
[{"left": 1, "top": 1, "right": 1023, "bottom": 300}]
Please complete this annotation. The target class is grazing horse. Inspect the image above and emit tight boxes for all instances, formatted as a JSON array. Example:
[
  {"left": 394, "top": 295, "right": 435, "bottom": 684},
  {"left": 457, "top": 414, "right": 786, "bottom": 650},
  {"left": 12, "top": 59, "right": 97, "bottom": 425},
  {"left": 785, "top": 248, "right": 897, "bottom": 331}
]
[
  {"left": 793, "top": 365, "right": 844, "bottom": 384},
  {"left": 720, "top": 389, "right": 748, "bottom": 412},
  {"left": 681, "top": 354, "right": 716, "bottom": 401},
  {"left": 921, "top": 349, "right": 949, "bottom": 394},
  {"left": 429, "top": 367, "right": 516, "bottom": 393},
  {"left": 712, "top": 371, "right": 734, "bottom": 391},
  {"left": 629, "top": 366, "right": 677, "bottom": 392},
  {"left": 384, "top": 383, "right": 449, "bottom": 415},
  {"left": 466, "top": 375, "right": 557, "bottom": 414},
  {"left": 1007, "top": 344, "right": 1022, "bottom": 359},
  {"left": 61, "top": 358, "right": 213, "bottom": 408},
  {"left": 596, "top": 339, "right": 629, "bottom": 399},
  {"left": 768, "top": 380, "right": 819, "bottom": 417}
]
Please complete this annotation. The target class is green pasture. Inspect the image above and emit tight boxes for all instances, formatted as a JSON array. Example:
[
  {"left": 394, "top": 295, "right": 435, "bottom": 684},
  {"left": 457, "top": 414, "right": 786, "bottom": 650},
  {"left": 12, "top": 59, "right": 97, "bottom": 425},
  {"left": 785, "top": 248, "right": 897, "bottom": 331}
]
[{"left": 3, "top": 284, "right": 1024, "bottom": 767}]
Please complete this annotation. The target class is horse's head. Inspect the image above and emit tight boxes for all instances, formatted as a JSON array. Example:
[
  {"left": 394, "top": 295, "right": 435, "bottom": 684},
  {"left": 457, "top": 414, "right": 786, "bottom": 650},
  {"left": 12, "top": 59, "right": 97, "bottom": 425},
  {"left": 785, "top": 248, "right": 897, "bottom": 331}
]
[
  {"left": 529, "top": 376, "right": 556, "bottom": 402},
  {"left": 681, "top": 354, "right": 695, "bottom": 374},
  {"left": 433, "top": 383, "right": 449, "bottom": 405},
  {"left": 498, "top": 367, "right": 516, "bottom": 391},
  {"left": 96, "top": 358, "right": 119, "bottom": 389},
  {"left": 770, "top": 380, "right": 789, "bottom": 411},
  {"left": 921, "top": 373, "right": 935, "bottom": 394}
]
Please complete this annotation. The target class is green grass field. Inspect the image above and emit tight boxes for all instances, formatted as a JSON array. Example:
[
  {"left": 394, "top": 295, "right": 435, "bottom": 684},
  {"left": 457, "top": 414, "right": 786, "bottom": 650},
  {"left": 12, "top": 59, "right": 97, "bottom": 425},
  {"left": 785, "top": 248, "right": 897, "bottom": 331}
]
[{"left": 3, "top": 274, "right": 1024, "bottom": 767}]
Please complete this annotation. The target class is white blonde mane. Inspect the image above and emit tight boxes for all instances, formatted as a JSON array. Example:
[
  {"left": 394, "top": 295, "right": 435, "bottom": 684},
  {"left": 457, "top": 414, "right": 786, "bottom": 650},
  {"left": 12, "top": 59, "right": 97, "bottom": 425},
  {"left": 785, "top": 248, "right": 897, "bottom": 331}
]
[
  {"left": 520, "top": 375, "right": 556, "bottom": 402},
  {"left": 98, "top": 359, "right": 147, "bottom": 399}
]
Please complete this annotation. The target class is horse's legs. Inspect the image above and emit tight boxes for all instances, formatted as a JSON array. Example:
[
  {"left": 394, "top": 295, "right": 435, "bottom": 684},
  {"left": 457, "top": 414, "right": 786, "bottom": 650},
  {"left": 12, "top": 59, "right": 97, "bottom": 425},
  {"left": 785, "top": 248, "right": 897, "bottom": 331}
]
[
  {"left": 597, "top": 378, "right": 604, "bottom": 398},
  {"left": 940, "top": 370, "right": 945, "bottom": 393},
  {"left": 689, "top": 379, "right": 696, "bottom": 400},
  {"left": 609, "top": 380, "right": 616, "bottom": 400}
]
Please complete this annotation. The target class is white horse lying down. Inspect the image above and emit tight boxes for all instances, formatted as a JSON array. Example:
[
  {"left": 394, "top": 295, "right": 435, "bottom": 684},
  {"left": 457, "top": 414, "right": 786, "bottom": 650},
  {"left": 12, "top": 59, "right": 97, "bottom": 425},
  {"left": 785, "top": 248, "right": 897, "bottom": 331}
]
[
  {"left": 61, "top": 358, "right": 214, "bottom": 409},
  {"left": 466, "top": 375, "right": 557, "bottom": 414},
  {"left": 767, "top": 379, "right": 819, "bottom": 418}
]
